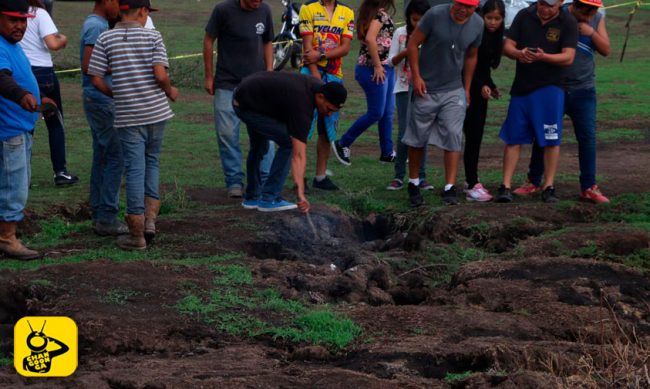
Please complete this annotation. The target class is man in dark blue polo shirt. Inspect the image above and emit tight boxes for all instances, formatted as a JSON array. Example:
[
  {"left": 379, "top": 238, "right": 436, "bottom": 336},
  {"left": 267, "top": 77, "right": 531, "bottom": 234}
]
[{"left": 496, "top": 0, "right": 577, "bottom": 204}]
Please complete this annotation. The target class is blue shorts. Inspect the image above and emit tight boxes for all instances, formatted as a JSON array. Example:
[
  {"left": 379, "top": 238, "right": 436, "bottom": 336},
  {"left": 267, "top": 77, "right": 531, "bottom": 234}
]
[
  {"left": 300, "top": 67, "right": 341, "bottom": 142},
  {"left": 499, "top": 85, "right": 565, "bottom": 147}
]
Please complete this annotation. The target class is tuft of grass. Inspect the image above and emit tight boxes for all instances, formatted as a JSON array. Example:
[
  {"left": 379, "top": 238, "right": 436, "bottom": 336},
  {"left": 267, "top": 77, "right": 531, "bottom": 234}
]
[
  {"left": 265, "top": 311, "right": 362, "bottom": 351},
  {"left": 445, "top": 371, "right": 474, "bottom": 383},
  {"left": 210, "top": 264, "right": 253, "bottom": 285},
  {"left": 160, "top": 178, "right": 193, "bottom": 215},
  {"left": 99, "top": 288, "right": 141, "bottom": 305},
  {"left": 26, "top": 218, "right": 89, "bottom": 249},
  {"left": 30, "top": 279, "right": 54, "bottom": 287},
  {"left": 256, "top": 288, "right": 306, "bottom": 314}
]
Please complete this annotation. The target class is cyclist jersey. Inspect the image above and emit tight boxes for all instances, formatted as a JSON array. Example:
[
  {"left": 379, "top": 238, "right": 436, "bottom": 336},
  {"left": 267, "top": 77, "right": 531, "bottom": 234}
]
[{"left": 299, "top": 0, "right": 355, "bottom": 78}]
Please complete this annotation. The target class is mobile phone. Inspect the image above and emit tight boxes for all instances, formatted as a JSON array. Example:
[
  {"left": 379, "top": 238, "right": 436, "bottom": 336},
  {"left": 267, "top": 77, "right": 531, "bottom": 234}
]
[{"left": 527, "top": 47, "right": 538, "bottom": 53}]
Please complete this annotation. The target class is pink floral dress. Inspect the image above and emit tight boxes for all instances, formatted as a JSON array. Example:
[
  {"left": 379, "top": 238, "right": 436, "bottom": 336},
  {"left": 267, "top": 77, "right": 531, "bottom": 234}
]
[{"left": 357, "top": 9, "right": 394, "bottom": 66}]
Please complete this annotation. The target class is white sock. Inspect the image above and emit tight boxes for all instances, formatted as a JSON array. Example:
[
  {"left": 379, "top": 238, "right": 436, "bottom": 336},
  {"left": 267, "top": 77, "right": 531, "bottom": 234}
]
[
  {"left": 444, "top": 184, "right": 453, "bottom": 191},
  {"left": 315, "top": 175, "right": 326, "bottom": 182},
  {"left": 408, "top": 178, "right": 420, "bottom": 186}
]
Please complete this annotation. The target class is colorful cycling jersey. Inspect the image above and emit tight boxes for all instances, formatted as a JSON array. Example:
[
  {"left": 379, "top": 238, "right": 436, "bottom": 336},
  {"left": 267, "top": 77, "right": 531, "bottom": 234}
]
[{"left": 299, "top": 0, "right": 355, "bottom": 78}]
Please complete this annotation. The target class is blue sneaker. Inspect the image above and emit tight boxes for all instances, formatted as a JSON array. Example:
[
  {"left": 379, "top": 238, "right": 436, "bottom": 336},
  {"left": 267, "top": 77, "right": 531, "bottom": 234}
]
[
  {"left": 257, "top": 199, "right": 297, "bottom": 212},
  {"left": 241, "top": 199, "right": 258, "bottom": 210}
]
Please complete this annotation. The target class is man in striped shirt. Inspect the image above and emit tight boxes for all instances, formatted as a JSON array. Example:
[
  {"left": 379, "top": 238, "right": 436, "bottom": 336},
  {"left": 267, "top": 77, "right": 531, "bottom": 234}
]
[{"left": 88, "top": 0, "right": 178, "bottom": 250}]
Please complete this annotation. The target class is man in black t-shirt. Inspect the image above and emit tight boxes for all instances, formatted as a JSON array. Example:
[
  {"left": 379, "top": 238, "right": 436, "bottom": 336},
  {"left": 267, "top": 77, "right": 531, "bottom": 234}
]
[
  {"left": 203, "top": 0, "right": 274, "bottom": 198},
  {"left": 233, "top": 72, "right": 347, "bottom": 213},
  {"left": 496, "top": 0, "right": 577, "bottom": 204}
]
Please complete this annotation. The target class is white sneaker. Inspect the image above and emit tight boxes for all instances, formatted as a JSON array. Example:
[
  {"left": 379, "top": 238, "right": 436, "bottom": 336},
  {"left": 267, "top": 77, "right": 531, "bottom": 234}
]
[{"left": 464, "top": 183, "right": 493, "bottom": 202}]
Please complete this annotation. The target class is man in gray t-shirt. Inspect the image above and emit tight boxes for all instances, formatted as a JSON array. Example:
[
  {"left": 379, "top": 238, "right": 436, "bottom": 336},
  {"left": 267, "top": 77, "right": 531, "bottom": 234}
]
[
  {"left": 402, "top": 0, "right": 483, "bottom": 207},
  {"left": 203, "top": 0, "right": 275, "bottom": 198}
]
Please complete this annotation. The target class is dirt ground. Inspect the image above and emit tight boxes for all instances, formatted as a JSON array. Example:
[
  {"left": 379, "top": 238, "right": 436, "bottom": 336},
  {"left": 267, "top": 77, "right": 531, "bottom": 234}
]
[{"left": 0, "top": 141, "right": 649, "bottom": 388}]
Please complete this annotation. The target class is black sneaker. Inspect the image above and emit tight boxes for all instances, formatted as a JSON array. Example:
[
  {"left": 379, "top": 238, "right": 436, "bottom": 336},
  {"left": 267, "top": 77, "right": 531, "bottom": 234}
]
[
  {"left": 312, "top": 176, "right": 339, "bottom": 191},
  {"left": 496, "top": 185, "right": 512, "bottom": 203},
  {"left": 542, "top": 186, "right": 559, "bottom": 203},
  {"left": 442, "top": 185, "right": 459, "bottom": 205},
  {"left": 407, "top": 183, "right": 424, "bottom": 208},
  {"left": 54, "top": 170, "right": 79, "bottom": 186},
  {"left": 379, "top": 151, "right": 396, "bottom": 163},
  {"left": 332, "top": 140, "right": 351, "bottom": 166}
]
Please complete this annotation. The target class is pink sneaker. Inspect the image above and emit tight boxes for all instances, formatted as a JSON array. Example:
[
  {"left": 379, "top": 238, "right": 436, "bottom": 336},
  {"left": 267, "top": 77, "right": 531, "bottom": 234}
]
[
  {"left": 580, "top": 185, "right": 610, "bottom": 204},
  {"left": 464, "top": 183, "right": 493, "bottom": 202},
  {"left": 513, "top": 180, "right": 539, "bottom": 196}
]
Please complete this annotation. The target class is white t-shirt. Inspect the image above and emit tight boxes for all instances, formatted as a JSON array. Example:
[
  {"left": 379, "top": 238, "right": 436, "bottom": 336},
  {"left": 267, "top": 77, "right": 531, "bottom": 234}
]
[
  {"left": 19, "top": 7, "right": 58, "bottom": 67},
  {"left": 145, "top": 16, "right": 155, "bottom": 29},
  {"left": 387, "top": 26, "right": 410, "bottom": 94}
]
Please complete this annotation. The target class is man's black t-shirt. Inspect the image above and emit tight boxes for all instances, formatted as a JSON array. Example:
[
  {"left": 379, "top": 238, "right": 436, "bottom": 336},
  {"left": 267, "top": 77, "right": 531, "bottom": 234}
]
[
  {"left": 234, "top": 72, "right": 323, "bottom": 143},
  {"left": 205, "top": 0, "right": 274, "bottom": 90},
  {"left": 507, "top": 4, "right": 578, "bottom": 96}
]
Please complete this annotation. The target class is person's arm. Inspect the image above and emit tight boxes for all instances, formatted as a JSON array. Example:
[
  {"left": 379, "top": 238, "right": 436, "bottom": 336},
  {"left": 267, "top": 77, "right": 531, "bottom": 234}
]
[
  {"left": 263, "top": 41, "right": 273, "bottom": 71},
  {"left": 463, "top": 46, "right": 478, "bottom": 107},
  {"left": 302, "top": 35, "right": 321, "bottom": 79},
  {"left": 90, "top": 75, "right": 112, "bottom": 97},
  {"left": 407, "top": 26, "right": 427, "bottom": 96},
  {"left": 203, "top": 33, "right": 216, "bottom": 95},
  {"left": 43, "top": 33, "right": 67, "bottom": 51},
  {"left": 153, "top": 65, "right": 178, "bottom": 101},
  {"left": 579, "top": 16, "right": 610, "bottom": 57},
  {"left": 290, "top": 137, "right": 310, "bottom": 213},
  {"left": 365, "top": 18, "right": 385, "bottom": 83},
  {"left": 388, "top": 28, "right": 406, "bottom": 67},
  {"left": 534, "top": 47, "right": 576, "bottom": 66},
  {"left": 0, "top": 70, "right": 31, "bottom": 103}
]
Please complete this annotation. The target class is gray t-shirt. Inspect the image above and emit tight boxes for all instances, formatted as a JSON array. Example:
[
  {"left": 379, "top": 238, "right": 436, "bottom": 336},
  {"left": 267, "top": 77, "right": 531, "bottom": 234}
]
[
  {"left": 563, "top": 9, "right": 601, "bottom": 91},
  {"left": 205, "top": 0, "right": 274, "bottom": 90},
  {"left": 417, "top": 4, "right": 483, "bottom": 93}
]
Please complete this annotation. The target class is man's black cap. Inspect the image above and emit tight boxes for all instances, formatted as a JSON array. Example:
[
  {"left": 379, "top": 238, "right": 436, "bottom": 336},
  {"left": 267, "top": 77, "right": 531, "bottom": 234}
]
[
  {"left": 320, "top": 82, "right": 347, "bottom": 108},
  {"left": 0, "top": 0, "right": 34, "bottom": 18},
  {"left": 119, "top": 0, "right": 159, "bottom": 12}
]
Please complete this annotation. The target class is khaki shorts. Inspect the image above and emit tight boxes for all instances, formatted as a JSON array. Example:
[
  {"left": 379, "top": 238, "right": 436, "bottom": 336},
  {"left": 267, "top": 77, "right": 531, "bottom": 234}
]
[{"left": 402, "top": 88, "right": 466, "bottom": 152}]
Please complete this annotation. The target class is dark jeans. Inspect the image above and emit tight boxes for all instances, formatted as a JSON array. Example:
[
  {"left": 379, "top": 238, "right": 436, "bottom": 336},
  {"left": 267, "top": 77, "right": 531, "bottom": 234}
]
[
  {"left": 527, "top": 88, "right": 597, "bottom": 191},
  {"left": 463, "top": 85, "right": 489, "bottom": 188},
  {"left": 234, "top": 106, "right": 293, "bottom": 203},
  {"left": 394, "top": 92, "right": 426, "bottom": 180},
  {"left": 83, "top": 91, "right": 123, "bottom": 223},
  {"left": 32, "top": 66, "right": 67, "bottom": 173}
]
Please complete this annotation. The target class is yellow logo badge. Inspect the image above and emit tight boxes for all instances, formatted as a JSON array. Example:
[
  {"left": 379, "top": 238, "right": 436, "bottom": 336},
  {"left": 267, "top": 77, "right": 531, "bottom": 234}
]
[
  {"left": 14, "top": 317, "right": 78, "bottom": 377},
  {"left": 546, "top": 28, "right": 561, "bottom": 43}
]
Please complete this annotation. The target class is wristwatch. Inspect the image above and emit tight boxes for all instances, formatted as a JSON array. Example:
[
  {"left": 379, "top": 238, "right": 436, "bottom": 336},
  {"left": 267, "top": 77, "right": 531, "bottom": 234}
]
[{"left": 319, "top": 52, "right": 327, "bottom": 62}]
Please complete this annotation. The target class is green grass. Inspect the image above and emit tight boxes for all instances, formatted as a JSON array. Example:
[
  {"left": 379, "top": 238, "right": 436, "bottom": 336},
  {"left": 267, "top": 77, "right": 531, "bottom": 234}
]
[
  {"left": 99, "top": 288, "right": 141, "bottom": 305},
  {"left": 25, "top": 218, "right": 89, "bottom": 249},
  {"left": 445, "top": 371, "right": 474, "bottom": 383},
  {"left": 176, "top": 265, "right": 361, "bottom": 351}
]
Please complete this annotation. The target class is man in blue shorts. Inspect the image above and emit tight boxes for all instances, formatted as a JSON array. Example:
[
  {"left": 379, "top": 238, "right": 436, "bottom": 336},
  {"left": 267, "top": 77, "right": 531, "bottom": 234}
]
[
  {"left": 513, "top": 0, "right": 610, "bottom": 204},
  {"left": 496, "top": 0, "right": 577, "bottom": 203}
]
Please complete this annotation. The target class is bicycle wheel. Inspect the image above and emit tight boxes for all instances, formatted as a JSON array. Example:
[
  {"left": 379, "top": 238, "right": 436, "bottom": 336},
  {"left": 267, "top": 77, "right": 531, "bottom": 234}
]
[{"left": 272, "top": 33, "right": 293, "bottom": 71}]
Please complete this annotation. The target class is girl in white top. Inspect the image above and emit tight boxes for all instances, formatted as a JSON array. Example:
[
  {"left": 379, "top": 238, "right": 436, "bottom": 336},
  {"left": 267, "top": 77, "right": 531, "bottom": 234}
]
[
  {"left": 19, "top": 0, "right": 78, "bottom": 186},
  {"left": 385, "top": 0, "right": 431, "bottom": 191}
]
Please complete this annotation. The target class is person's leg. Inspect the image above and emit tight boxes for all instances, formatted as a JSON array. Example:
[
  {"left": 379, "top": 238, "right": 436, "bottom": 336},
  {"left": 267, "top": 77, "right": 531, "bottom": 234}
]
[
  {"left": 83, "top": 94, "right": 124, "bottom": 226},
  {"left": 527, "top": 142, "right": 544, "bottom": 187},
  {"left": 213, "top": 89, "right": 244, "bottom": 191},
  {"left": 243, "top": 123, "right": 268, "bottom": 202},
  {"left": 462, "top": 87, "right": 487, "bottom": 188},
  {"left": 0, "top": 132, "right": 39, "bottom": 259},
  {"left": 567, "top": 88, "right": 597, "bottom": 191},
  {"left": 339, "top": 65, "right": 387, "bottom": 148},
  {"left": 393, "top": 92, "right": 408, "bottom": 182},
  {"left": 119, "top": 126, "right": 147, "bottom": 216},
  {"left": 236, "top": 109, "right": 293, "bottom": 204},
  {"left": 143, "top": 121, "right": 166, "bottom": 201},
  {"left": 542, "top": 145, "right": 560, "bottom": 189},
  {"left": 32, "top": 67, "right": 73, "bottom": 179},
  {"left": 377, "top": 66, "right": 395, "bottom": 157},
  {"left": 502, "top": 144, "right": 521, "bottom": 188}
]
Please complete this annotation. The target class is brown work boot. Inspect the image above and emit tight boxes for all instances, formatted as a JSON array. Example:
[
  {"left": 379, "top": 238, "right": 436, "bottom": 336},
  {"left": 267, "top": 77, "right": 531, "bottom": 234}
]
[
  {"left": 144, "top": 196, "right": 161, "bottom": 244},
  {"left": 0, "top": 221, "right": 40, "bottom": 260},
  {"left": 116, "top": 214, "right": 146, "bottom": 250}
]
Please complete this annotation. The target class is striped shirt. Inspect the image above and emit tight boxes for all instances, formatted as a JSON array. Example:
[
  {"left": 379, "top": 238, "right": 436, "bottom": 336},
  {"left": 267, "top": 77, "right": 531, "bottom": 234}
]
[{"left": 88, "top": 22, "right": 174, "bottom": 127}]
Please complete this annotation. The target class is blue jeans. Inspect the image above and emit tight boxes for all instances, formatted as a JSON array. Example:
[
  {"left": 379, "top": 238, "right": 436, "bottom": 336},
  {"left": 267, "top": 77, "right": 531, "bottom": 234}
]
[
  {"left": 300, "top": 67, "right": 342, "bottom": 142},
  {"left": 340, "top": 64, "right": 395, "bottom": 157},
  {"left": 83, "top": 91, "right": 123, "bottom": 223},
  {"left": 0, "top": 132, "right": 32, "bottom": 222},
  {"left": 32, "top": 66, "right": 67, "bottom": 173},
  {"left": 234, "top": 106, "right": 293, "bottom": 203},
  {"left": 394, "top": 92, "right": 426, "bottom": 181},
  {"left": 118, "top": 121, "right": 166, "bottom": 215},
  {"left": 213, "top": 89, "right": 274, "bottom": 189},
  {"left": 527, "top": 88, "right": 597, "bottom": 191}
]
